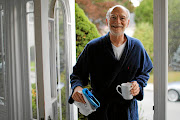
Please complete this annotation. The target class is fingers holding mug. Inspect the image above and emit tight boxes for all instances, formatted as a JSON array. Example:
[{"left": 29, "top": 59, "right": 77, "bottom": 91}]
[{"left": 130, "top": 81, "right": 140, "bottom": 96}]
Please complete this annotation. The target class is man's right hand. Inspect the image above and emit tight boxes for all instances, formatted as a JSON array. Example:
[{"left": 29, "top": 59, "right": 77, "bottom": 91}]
[{"left": 72, "top": 86, "right": 86, "bottom": 104}]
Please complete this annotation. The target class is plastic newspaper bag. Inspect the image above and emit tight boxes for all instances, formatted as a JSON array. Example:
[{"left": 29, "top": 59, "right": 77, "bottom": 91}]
[{"left": 74, "top": 88, "right": 100, "bottom": 116}]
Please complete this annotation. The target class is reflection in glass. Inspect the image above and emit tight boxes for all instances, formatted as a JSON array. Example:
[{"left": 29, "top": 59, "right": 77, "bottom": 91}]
[
  {"left": 0, "top": 7, "right": 5, "bottom": 106},
  {"left": 168, "top": 0, "right": 180, "bottom": 119}
]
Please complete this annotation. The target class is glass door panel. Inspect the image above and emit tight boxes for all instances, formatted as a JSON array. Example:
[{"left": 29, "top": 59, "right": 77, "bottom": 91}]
[{"left": 168, "top": 0, "right": 180, "bottom": 119}]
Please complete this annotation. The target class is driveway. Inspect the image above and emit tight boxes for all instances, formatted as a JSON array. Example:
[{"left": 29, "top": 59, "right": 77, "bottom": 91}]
[{"left": 138, "top": 83, "right": 180, "bottom": 120}]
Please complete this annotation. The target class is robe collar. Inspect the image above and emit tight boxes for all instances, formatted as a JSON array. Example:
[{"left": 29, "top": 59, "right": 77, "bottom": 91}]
[{"left": 103, "top": 32, "right": 131, "bottom": 63}]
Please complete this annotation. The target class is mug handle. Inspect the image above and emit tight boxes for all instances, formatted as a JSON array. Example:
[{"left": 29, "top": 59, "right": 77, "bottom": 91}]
[{"left": 116, "top": 85, "right": 122, "bottom": 96}]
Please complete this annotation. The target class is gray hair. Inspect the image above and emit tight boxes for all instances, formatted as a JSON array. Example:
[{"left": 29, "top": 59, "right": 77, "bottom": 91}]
[{"left": 106, "top": 5, "right": 130, "bottom": 21}]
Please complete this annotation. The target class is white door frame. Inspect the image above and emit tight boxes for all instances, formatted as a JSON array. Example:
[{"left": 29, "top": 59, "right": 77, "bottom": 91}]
[{"left": 154, "top": 0, "right": 168, "bottom": 120}]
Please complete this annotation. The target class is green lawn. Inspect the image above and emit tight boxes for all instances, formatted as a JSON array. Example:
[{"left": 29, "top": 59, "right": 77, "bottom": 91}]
[{"left": 148, "top": 71, "right": 180, "bottom": 83}]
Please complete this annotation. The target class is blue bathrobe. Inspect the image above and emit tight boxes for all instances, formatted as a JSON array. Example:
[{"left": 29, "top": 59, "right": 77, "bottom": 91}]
[{"left": 69, "top": 33, "right": 153, "bottom": 120}]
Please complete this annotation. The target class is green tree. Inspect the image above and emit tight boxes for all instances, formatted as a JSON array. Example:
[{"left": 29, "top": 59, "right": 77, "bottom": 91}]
[
  {"left": 168, "top": 0, "right": 180, "bottom": 64},
  {"left": 134, "top": 0, "right": 153, "bottom": 25},
  {"left": 75, "top": 3, "right": 100, "bottom": 58},
  {"left": 133, "top": 22, "right": 153, "bottom": 63}
]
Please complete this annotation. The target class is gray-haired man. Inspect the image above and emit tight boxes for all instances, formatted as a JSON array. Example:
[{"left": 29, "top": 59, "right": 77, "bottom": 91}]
[{"left": 69, "top": 5, "right": 153, "bottom": 120}]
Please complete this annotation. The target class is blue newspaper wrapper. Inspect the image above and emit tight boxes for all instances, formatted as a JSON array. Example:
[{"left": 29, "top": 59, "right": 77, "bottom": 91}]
[{"left": 82, "top": 88, "right": 100, "bottom": 109}]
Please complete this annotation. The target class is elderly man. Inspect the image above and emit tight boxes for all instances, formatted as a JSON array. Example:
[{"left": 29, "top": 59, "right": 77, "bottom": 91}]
[{"left": 69, "top": 5, "right": 153, "bottom": 120}]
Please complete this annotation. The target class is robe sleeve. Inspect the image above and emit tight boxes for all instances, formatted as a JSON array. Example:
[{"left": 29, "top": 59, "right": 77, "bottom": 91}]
[
  {"left": 68, "top": 44, "right": 90, "bottom": 104},
  {"left": 132, "top": 47, "right": 153, "bottom": 101}
]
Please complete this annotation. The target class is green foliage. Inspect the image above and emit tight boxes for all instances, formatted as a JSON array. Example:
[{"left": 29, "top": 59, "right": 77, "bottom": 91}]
[
  {"left": 134, "top": 0, "right": 153, "bottom": 25},
  {"left": 31, "top": 83, "right": 37, "bottom": 119},
  {"left": 60, "top": 70, "right": 67, "bottom": 120},
  {"left": 75, "top": 3, "right": 100, "bottom": 58},
  {"left": 133, "top": 22, "right": 153, "bottom": 63},
  {"left": 78, "top": 113, "right": 88, "bottom": 120},
  {"left": 168, "top": 0, "right": 180, "bottom": 63}
]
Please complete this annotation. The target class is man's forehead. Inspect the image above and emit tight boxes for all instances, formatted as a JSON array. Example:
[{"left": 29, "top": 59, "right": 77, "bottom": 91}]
[
  {"left": 110, "top": 7, "right": 128, "bottom": 16},
  {"left": 110, "top": 13, "right": 127, "bottom": 17}
]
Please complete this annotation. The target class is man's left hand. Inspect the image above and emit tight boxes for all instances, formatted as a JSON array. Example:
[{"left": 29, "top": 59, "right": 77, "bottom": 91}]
[{"left": 130, "top": 81, "right": 140, "bottom": 96}]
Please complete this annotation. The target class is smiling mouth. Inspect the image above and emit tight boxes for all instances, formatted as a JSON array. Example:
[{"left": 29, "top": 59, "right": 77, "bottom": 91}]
[{"left": 111, "top": 25, "right": 123, "bottom": 28}]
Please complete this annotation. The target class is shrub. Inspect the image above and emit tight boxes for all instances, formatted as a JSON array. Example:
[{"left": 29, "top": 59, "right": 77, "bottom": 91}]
[{"left": 75, "top": 3, "right": 101, "bottom": 58}]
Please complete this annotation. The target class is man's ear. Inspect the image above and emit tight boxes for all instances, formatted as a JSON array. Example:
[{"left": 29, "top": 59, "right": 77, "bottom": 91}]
[
  {"left": 126, "top": 19, "right": 130, "bottom": 28},
  {"left": 106, "top": 19, "right": 108, "bottom": 26}
]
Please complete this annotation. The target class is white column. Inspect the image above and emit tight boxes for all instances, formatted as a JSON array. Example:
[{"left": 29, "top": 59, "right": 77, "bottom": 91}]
[{"left": 154, "top": 0, "right": 168, "bottom": 120}]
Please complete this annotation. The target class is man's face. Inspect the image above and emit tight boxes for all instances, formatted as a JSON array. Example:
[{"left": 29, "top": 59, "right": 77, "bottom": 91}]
[{"left": 107, "top": 7, "right": 130, "bottom": 36}]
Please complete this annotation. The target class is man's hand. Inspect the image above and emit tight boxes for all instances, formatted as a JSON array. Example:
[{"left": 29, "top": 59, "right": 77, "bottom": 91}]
[
  {"left": 72, "top": 86, "right": 86, "bottom": 104},
  {"left": 130, "top": 81, "right": 140, "bottom": 96}
]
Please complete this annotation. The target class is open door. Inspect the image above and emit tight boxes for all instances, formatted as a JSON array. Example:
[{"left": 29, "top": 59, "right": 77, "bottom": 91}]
[{"left": 33, "top": 0, "right": 76, "bottom": 120}]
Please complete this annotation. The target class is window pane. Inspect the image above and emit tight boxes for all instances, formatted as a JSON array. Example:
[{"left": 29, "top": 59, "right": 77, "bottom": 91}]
[{"left": 168, "top": 0, "right": 180, "bottom": 120}]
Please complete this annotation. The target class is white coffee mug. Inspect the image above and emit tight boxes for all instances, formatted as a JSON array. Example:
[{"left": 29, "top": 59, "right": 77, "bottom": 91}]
[{"left": 116, "top": 83, "right": 133, "bottom": 100}]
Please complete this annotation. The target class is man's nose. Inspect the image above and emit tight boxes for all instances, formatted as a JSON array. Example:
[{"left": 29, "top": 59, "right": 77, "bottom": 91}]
[{"left": 116, "top": 17, "right": 121, "bottom": 24}]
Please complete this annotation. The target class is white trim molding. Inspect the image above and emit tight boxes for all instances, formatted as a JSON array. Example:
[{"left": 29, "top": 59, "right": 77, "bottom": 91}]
[{"left": 154, "top": 0, "right": 168, "bottom": 120}]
